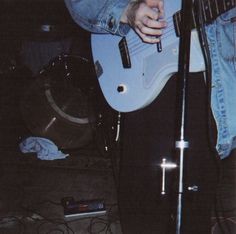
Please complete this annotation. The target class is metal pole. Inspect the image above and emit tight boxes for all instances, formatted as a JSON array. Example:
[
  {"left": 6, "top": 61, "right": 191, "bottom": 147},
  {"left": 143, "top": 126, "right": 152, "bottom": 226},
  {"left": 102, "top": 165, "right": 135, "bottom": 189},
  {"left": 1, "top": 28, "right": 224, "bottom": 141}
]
[{"left": 175, "top": 0, "right": 194, "bottom": 233}]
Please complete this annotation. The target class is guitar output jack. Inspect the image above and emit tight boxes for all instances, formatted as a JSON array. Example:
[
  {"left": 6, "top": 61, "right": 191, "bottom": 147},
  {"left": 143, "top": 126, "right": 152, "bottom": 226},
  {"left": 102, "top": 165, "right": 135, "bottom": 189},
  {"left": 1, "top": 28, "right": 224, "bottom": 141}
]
[{"left": 117, "top": 84, "right": 127, "bottom": 93}]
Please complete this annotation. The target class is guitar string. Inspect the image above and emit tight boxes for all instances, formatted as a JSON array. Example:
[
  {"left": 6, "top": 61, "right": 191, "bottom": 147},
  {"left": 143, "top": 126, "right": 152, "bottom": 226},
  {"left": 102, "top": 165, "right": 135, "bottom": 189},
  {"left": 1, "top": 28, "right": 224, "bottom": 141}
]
[
  {"left": 130, "top": 25, "right": 174, "bottom": 55},
  {"left": 127, "top": 0, "right": 236, "bottom": 54},
  {"left": 126, "top": 16, "right": 175, "bottom": 56},
  {"left": 127, "top": 21, "right": 174, "bottom": 49},
  {"left": 128, "top": 26, "right": 175, "bottom": 56},
  {"left": 129, "top": 0, "right": 234, "bottom": 48},
  {"left": 127, "top": 15, "right": 173, "bottom": 47},
  {"left": 119, "top": 27, "right": 174, "bottom": 59}
]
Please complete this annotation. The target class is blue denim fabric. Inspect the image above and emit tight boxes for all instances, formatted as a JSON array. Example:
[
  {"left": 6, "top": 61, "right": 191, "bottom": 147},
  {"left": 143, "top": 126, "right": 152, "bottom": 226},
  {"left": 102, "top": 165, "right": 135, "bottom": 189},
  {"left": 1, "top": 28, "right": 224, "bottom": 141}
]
[
  {"left": 205, "top": 8, "right": 236, "bottom": 159},
  {"left": 64, "top": 0, "right": 130, "bottom": 36}
]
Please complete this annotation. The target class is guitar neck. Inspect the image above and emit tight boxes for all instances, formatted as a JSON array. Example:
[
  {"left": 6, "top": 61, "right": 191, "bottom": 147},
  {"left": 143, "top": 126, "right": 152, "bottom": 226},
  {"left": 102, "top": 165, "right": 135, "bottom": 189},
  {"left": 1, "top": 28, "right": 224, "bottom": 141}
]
[{"left": 174, "top": 0, "right": 235, "bottom": 36}]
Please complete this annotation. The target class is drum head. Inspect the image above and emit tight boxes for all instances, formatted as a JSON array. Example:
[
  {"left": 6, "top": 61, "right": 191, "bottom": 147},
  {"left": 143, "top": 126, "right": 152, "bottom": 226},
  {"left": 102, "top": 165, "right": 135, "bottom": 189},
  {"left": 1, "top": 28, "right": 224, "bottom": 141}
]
[{"left": 21, "top": 54, "right": 96, "bottom": 149}]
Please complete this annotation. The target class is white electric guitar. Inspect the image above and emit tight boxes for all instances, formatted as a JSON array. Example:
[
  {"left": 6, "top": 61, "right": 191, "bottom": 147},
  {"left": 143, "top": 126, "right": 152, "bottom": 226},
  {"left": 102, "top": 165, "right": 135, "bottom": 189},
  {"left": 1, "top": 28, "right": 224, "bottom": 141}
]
[{"left": 92, "top": 0, "right": 235, "bottom": 112}]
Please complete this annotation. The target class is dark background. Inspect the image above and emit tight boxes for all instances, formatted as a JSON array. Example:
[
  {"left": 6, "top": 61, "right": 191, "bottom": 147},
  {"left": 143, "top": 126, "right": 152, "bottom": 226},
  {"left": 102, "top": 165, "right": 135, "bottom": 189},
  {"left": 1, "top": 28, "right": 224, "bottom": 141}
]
[
  {"left": 0, "top": 1, "right": 235, "bottom": 233},
  {"left": 0, "top": 1, "right": 122, "bottom": 233}
]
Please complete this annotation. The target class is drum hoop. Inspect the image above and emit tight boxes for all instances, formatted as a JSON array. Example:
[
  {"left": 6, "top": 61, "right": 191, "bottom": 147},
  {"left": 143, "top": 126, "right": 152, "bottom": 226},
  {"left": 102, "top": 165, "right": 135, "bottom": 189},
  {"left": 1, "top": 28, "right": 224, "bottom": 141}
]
[{"left": 45, "top": 89, "right": 90, "bottom": 124}]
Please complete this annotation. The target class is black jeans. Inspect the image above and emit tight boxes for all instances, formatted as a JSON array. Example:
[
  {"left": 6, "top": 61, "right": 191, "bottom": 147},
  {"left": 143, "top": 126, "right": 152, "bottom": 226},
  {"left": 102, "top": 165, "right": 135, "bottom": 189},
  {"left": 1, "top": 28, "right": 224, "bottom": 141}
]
[{"left": 118, "top": 74, "right": 218, "bottom": 234}]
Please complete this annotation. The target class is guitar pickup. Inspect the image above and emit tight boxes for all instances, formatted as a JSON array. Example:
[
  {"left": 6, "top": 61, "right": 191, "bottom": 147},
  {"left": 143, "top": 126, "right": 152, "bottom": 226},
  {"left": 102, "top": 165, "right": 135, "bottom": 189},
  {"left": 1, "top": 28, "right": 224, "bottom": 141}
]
[{"left": 119, "top": 37, "right": 131, "bottom": 68}]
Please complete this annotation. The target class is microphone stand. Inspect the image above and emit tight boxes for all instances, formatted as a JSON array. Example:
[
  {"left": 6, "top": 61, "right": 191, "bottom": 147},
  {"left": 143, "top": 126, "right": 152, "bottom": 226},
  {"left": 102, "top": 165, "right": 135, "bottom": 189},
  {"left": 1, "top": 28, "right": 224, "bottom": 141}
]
[{"left": 175, "top": 0, "right": 194, "bottom": 233}]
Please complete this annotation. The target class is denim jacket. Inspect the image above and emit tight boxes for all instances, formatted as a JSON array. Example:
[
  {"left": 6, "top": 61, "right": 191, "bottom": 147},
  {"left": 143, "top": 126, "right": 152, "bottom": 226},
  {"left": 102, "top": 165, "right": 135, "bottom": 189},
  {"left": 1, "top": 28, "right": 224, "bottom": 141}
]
[
  {"left": 65, "top": 0, "right": 236, "bottom": 159},
  {"left": 64, "top": 0, "right": 130, "bottom": 36},
  {"left": 205, "top": 7, "right": 236, "bottom": 159}
]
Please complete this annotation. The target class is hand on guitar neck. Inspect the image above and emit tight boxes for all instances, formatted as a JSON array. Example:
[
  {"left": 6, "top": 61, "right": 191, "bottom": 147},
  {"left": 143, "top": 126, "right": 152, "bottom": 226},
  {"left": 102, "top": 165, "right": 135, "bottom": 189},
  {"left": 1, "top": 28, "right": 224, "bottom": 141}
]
[{"left": 120, "top": 0, "right": 167, "bottom": 44}]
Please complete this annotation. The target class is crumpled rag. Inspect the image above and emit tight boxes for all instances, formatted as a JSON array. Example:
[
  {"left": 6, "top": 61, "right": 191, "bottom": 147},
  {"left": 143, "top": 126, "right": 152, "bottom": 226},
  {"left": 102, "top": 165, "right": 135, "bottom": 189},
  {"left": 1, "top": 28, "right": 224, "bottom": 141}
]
[{"left": 19, "top": 137, "right": 69, "bottom": 160}]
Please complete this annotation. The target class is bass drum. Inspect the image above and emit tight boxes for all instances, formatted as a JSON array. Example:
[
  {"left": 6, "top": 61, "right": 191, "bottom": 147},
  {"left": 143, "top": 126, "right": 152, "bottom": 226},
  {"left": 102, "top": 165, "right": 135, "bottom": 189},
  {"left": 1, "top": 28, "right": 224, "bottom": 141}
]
[{"left": 21, "top": 54, "right": 97, "bottom": 149}]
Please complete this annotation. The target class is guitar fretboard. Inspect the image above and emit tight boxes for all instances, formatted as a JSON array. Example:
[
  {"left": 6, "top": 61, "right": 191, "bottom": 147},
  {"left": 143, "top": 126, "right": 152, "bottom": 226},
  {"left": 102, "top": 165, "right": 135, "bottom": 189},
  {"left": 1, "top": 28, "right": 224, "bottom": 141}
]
[{"left": 173, "top": 0, "right": 235, "bottom": 36}]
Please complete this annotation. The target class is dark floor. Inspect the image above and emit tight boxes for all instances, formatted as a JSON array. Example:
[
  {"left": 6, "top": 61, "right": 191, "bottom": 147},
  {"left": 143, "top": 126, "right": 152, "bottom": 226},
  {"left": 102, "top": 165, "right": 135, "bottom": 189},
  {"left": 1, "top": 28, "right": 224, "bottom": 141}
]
[
  {"left": 0, "top": 101, "right": 124, "bottom": 234},
  {"left": 0, "top": 145, "right": 123, "bottom": 234},
  {"left": 0, "top": 62, "right": 122, "bottom": 234}
]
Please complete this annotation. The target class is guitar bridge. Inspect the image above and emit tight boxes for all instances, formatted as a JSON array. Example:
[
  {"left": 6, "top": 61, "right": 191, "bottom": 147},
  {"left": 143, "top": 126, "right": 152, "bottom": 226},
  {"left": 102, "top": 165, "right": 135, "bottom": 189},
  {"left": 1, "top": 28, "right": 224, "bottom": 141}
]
[{"left": 119, "top": 37, "right": 131, "bottom": 68}]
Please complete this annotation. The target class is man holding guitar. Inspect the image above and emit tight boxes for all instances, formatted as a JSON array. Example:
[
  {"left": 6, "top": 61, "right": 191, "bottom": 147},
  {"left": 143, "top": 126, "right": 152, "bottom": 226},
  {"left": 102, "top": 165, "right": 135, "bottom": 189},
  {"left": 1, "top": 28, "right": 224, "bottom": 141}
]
[{"left": 65, "top": 0, "right": 235, "bottom": 233}]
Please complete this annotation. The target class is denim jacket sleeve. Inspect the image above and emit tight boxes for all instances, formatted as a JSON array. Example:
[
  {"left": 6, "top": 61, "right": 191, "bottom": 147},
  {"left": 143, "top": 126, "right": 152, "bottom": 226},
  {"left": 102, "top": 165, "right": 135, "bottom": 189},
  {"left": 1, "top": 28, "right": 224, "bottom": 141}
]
[
  {"left": 205, "top": 7, "right": 236, "bottom": 159},
  {"left": 64, "top": 0, "right": 131, "bottom": 36}
]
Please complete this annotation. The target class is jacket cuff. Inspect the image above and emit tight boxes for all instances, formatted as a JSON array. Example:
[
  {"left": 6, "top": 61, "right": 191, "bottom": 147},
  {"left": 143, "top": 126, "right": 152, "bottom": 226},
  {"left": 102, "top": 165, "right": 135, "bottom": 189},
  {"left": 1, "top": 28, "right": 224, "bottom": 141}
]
[{"left": 97, "top": 0, "right": 131, "bottom": 36}]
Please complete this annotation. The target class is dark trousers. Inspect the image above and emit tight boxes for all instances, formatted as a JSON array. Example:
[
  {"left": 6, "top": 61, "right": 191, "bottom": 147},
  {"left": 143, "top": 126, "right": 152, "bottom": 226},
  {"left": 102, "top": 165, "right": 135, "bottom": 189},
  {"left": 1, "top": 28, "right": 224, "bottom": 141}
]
[
  {"left": 118, "top": 73, "right": 218, "bottom": 234},
  {"left": 212, "top": 150, "right": 236, "bottom": 234}
]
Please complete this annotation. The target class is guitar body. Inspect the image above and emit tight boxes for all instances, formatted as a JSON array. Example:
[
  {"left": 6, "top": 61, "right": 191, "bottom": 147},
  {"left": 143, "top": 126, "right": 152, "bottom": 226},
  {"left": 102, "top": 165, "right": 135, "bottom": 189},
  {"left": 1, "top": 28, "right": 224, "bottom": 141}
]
[{"left": 91, "top": 0, "right": 205, "bottom": 112}]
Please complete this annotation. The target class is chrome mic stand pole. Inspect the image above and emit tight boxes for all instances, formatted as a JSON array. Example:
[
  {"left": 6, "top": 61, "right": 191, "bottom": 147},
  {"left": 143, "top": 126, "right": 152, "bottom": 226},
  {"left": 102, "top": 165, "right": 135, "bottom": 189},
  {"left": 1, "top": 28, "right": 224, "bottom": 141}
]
[{"left": 175, "top": 0, "right": 194, "bottom": 233}]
